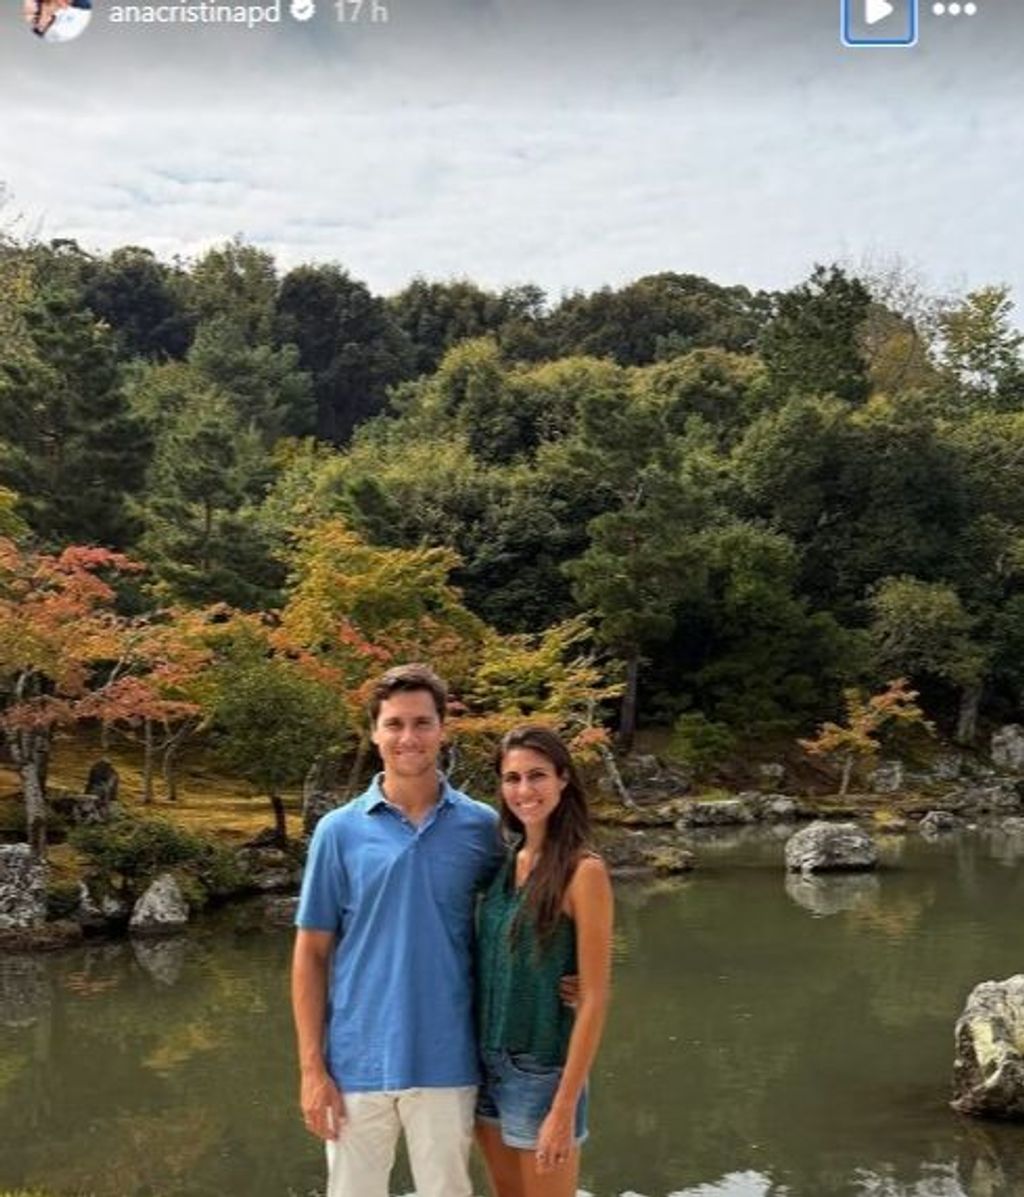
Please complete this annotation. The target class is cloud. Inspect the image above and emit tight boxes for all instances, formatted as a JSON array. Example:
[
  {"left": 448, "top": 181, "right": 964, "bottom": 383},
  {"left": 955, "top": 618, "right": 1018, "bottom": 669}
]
[{"left": 0, "top": 0, "right": 1021, "bottom": 301}]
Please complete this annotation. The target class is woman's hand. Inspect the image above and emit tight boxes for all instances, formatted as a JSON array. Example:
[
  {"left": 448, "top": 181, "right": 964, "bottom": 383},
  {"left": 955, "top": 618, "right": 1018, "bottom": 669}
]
[{"left": 534, "top": 1100, "right": 574, "bottom": 1174}]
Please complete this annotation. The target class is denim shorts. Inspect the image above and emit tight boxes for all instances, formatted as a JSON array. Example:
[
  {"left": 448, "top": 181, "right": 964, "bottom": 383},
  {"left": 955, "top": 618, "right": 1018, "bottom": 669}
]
[{"left": 475, "top": 1047, "right": 588, "bottom": 1150}]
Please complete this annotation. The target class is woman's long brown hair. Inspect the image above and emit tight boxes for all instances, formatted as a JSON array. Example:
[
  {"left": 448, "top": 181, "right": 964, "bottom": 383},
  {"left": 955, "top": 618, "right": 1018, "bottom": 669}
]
[{"left": 496, "top": 724, "right": 592, "bottom": 949}]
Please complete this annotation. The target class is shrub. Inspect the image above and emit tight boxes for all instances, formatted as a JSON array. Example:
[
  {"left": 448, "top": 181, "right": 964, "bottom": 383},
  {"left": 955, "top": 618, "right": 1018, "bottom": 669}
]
[
  {"left": 69, "top": 815, "right": 245, "bottom": 900},
  {"left": 45, "top": 880, "right": 81, "bottom": 920},
  {"left": 666, "top": 712, "right": 737, "bottom": 779}
]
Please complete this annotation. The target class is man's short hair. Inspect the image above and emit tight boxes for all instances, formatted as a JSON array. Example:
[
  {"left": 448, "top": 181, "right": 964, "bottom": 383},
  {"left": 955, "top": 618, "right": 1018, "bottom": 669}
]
[{"left": 368, "top": 663, "right": 448, "bottom": 724}]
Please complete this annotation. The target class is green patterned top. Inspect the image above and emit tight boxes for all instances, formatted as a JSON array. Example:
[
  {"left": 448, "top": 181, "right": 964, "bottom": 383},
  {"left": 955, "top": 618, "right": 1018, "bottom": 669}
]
[{"left": 476, "top": 854, "right": 577, "bottom": 1066}]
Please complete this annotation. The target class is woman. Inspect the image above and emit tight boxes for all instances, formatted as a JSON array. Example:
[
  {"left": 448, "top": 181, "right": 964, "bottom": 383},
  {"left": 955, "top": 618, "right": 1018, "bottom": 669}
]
[{"left": 476, "top": 725, "right": 614, "bottom": 1197}]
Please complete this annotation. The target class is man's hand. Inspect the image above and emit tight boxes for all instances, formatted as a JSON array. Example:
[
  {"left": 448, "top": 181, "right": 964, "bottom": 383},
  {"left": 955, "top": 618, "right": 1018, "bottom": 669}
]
[
  {"left": 300, "top": 1066, "right": 347, "bottom": 1141},
  {"left": 559, "top": 973, "right": 579, "bottom": 1008}
]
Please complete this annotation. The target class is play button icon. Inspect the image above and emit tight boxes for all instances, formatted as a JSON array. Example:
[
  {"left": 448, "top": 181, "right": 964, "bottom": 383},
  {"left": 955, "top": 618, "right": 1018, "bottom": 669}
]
[{"left": 842, "top": 0, "right": 917, "bottom": 45}]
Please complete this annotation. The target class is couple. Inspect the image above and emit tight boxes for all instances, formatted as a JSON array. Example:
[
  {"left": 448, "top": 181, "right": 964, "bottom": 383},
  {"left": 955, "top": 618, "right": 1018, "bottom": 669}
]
[{"left": 291, "top": 663, "right": 614, "bottom": 1197}]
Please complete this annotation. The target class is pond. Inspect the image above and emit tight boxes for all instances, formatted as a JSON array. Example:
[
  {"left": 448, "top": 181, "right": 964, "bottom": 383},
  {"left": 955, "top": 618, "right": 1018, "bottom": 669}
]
[{"left": 3, "top": 824, "right": 1024, "bottom": 1197}]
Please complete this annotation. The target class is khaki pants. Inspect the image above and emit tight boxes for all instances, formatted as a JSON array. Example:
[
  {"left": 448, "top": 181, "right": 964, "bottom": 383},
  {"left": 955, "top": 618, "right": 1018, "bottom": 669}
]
[{"left": 325, "top": 1086, "right": 476, "bottom": 1197}]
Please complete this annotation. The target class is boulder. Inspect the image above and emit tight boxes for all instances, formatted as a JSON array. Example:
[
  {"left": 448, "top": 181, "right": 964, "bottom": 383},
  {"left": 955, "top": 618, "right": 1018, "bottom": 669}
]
[
  {"left": 621, "top": 753, "right": 661, "bottom": 783},
  {"left": 251, "top": 867, "right": 300, "bottom": 893},
  {"left": 75, "top": 882, "right": 129, "bottom": 929},
  {"left": 678, "top": 798, "right": 755, "bottom": 827},
  {"left": 919, "top": 810, "right": 960, "bottom": 835},
  {"left": 48, "top": 792, "right": 117, "bottom": 826},
  {"left": 785, "top": 872, "right": 879, "bottom": 916},
  {"left": 0, "top": 845, "right": 47, "bottom": 931},
  {"left": 868, "top": 760, "right": 904, "bottom": 794},
  {"left": 302, "top": 790, "right": 339, "bottom": 839},
  {"left": 760, "top": 795, "right": 800, "bottom": 822},
  {"left": 928, "top": 753, "right": 963, "bottom": 783},
  {"left": 996, "top": 817, "right": 1024, "bottom": 837},
  {"left": 639, "top": 844, "right": 696, "bottom": 875},
  {"left": 85, "top": 759, "right": 119, "bottom": 811},
  {"left": 952, "top": 975, "right": 1024, "bottom": 1118},
  {"left": 129, "top": 873, "right": 189, "bottom": 937},
  {"left": 784, "top": 821, "right": 878, "bottom": 873},
  {"left": 951, "top": 782, "right": 1023, "bottom": 815},
  {"left": 991, "top": 726, "right": 1024, "bottom": 773},
  {"left": 756, "top": 762, "right": 786, "bottom": 789}
]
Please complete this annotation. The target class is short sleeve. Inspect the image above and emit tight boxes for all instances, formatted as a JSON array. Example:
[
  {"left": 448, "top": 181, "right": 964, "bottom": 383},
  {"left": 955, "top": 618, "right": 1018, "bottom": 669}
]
[{"left": 295, "top": 815, "right": 348, "bottom": 933}]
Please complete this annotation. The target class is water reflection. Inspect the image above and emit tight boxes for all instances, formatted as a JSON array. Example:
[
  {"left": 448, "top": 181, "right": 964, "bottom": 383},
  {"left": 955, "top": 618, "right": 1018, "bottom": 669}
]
[
  {"left": 784, "top": 872, "right": 880, "bottom": 916},
  {"left": 132, "top": 934, "right": 188, "bottom": 986},
  {"left": 3, "top": 835, "right": 1024, "bottom": 1196}
]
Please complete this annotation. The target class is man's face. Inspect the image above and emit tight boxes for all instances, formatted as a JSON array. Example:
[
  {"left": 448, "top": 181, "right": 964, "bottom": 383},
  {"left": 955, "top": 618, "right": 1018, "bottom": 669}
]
[{"left": 371, "top": 689, "right": 444, "bottom": 780}]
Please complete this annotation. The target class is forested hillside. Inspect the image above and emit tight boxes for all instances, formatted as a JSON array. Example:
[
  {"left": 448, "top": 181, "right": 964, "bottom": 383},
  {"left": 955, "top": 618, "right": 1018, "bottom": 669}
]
[{"left": 3, "top": 233, "right": 1023, "bottom": 800}]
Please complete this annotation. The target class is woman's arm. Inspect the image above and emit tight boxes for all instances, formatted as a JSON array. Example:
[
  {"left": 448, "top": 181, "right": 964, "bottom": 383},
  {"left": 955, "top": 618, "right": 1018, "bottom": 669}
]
[{"left": 535, "top": 855, "right": 613, "bottom": 1170}]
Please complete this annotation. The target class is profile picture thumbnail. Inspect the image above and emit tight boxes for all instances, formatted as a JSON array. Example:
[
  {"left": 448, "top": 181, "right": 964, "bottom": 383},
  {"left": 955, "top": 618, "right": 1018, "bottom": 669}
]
[{"left": 23, "top": 0, "right": 93, "bottom": 42}]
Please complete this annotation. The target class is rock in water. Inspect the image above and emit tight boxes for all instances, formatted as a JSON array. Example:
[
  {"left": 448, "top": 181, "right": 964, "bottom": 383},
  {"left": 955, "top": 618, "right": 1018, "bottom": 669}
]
[
  {"left": 678, "top": 798, "right": 755, "bottom": 827},
  {"left": 919, "top": 810, "right": 960, "bottom": 835},
  {"left": 0, "top": 846, "right": 47, "bottom": 931},
  {"left": 952, "top": 975, "right": 1024, "bottom": 1118},
  {"left": 129, "top": 873, "right": 189, "bottom": 937},
  {"left": 784, "top": 821, "right": 878, "bottom": 873}
]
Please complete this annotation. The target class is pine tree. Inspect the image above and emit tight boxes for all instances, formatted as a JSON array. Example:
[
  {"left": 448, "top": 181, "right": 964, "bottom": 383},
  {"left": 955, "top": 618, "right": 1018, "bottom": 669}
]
[{"left": 0, "top": 287, "right": 150, "bottom": 547}]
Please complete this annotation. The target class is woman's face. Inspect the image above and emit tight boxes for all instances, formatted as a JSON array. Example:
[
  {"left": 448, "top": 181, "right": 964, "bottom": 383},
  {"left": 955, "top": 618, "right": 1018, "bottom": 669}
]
[{"left": 500, "top": 746, "right": 567, "bottom": 830}]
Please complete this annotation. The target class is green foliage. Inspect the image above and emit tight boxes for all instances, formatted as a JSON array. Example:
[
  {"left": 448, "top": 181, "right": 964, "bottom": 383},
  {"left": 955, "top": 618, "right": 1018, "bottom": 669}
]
[
  {"left": 82, "top": 245, "right": 194, "bottom": 360},
  {"left": 70, "top": 815, "right": 244, "bottom": 896},
  {"left": 667, "top": 713, "right": 737, "bottom": 778},
  {"left": 45, "top": 879, "right": 81, "bottom": 920},
  {"left": 205, "top": 637, "right": 347, "bottom": 796},
  {"left": 0, "top": 285, "right": 150, "bottom": 548},
  {"left": 137, "top": 391, "right": 281, "bottom": 608},
  {"left": 937, "top": 286, "right": 1024, "bottom": 408},
  {"left": 760, "top": 264, "right": 872, "bottom": 404},
  {"left": 275, "top": 262, "right": 413, "bottom": 444},
  {"left": 869, "top": 576, "right": 985, "bottom": 688}
]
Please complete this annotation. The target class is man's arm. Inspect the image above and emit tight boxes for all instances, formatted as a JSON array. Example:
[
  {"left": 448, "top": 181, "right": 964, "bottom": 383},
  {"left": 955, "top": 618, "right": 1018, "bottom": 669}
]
[{"left": 291, "top": 929, "right": 346, "bottom": 1141}]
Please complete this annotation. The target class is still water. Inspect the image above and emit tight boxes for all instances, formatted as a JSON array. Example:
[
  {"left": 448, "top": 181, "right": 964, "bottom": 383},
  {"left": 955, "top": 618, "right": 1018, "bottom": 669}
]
[{"left": 3, "top": 826, "right": 1024, "bottom": 1197}]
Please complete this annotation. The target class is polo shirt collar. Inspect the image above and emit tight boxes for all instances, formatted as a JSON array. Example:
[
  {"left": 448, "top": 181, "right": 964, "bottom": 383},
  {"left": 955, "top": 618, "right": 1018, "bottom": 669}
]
[{"left": 365, "top": 771, "right": 454, "bottom": 812}]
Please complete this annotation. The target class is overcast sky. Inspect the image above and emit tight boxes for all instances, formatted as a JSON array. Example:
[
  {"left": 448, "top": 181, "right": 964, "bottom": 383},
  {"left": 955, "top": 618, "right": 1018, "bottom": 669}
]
[{"left": 1, "top": 0, "right": 1020, "bottom": 304}]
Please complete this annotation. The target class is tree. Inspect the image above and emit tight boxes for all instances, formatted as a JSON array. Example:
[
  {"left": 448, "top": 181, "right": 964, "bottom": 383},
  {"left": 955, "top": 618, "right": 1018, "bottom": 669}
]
[
  {"left": 545, "top": 272, "right": 768, "bottom": 366},
  {"left": 869, "top": 576, "right": 988, "bottom": 744},
  {"left": 83, "top": 246, "right": 194, "bottom": 360},
  {"left": 0, "top": 541, "right": 143, "bottom": 856},
  {"left": 799, "top": 678, "right": 932, "bottom": 796},
  {"left": 187, "top": 317, "right": 315, "bottom": 442},
  {"left": 563, "top": 381, "right": 710, "bottom": 748},
  {"left": 275, "top": 263, "right": 413, "bottom": 444},
  {"left": 138, "top": 392, "right": 281, "bottom": 608},
  {"left": 204, "top": 628, "right": 345, "bottom": 845},
  {"left": 760, "top": 264, "right": 872, "bottom": 405},
  {"left": 0, "top": 286, "right": 151, "bottom": 548},
  {"left": 388, "top": 277, "right": 537, "bottom": 375},
  {"left": 188, "top": 238, "right": 277, "bottom": 345},
  {"left": 937, "top": 286, "right": 1024, "bottom": 409}
]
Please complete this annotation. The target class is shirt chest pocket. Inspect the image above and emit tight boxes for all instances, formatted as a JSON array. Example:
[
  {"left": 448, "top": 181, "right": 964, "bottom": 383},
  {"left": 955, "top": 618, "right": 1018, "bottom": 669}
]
[{"left": 424, "top": 840, "right": 479, "bottom": 922}]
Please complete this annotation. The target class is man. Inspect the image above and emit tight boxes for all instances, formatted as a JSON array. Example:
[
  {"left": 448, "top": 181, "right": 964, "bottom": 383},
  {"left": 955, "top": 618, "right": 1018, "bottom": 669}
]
[{"left": 292, "top": 662, "right": 504, "bottom": 1197}]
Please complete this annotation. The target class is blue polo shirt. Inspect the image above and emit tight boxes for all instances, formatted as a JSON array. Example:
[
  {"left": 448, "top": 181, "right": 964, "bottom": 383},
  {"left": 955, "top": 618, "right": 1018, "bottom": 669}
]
[{"left": 295, "top": 773, "right": 503, "bottom": 1092}]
